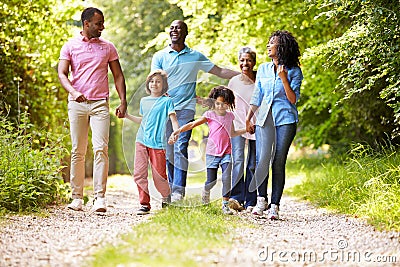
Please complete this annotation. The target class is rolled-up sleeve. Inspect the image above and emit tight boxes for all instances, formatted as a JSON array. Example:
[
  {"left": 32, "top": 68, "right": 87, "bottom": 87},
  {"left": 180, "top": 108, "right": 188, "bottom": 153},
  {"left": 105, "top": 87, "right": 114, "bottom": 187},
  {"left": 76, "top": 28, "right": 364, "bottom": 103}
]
[
  {"left": 250, "top": 80, "right": 263, "bottom": 107},
  {"left": 290, "top": 68, "right": 303, "bottom": 104},
  {"left": 250, "top": 64, "right": 267, "bottom": 107}
]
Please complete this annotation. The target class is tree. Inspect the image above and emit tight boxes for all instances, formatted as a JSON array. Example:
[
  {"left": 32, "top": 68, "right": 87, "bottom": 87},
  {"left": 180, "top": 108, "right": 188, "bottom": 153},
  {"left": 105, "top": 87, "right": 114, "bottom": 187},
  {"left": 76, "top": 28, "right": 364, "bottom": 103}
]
[
  {"left": 0, "top": 1, "right": 83, "bottom": 209},
  {"left": 300, "top": 0, "right": 400, "bottom": 148},
  {"left": 0, "top": 0, "right": 83, "bottom": 132}
]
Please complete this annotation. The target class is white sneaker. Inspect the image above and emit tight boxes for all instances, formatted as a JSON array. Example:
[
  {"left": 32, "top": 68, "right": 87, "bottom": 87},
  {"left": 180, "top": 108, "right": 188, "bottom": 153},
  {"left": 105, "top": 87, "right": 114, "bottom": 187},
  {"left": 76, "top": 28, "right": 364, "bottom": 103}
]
[
  {"left": 161, "top": 197, "right": 170, "bottom": 208},
  {"left": 268, "top": 204, "right": 279, "bottom": 220},
  {"left": 252, "top": 196, "right": 267, "bottom": 216},
  {"left": 201, "top": 189, "right": 210, "bottom": 204},
  {"left": 67, "top": 199, "right": 83, "bottom": 211},
  {"left": 171, "top": 192, "right": 183, "bottom": 203},
  {"left": 93, "top": 197, "right": 107, "bottom": 212},
  {"left": 222, "top": 202, "right": 234, "bottom": 215},
  {"left": 246, "top": 206, "right": 254, "bottom": 213}
]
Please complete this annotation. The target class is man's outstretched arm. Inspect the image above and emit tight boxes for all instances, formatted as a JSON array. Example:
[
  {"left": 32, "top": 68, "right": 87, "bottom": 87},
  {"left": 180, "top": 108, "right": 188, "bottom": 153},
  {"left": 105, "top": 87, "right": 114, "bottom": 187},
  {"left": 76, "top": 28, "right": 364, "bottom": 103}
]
[{"left": 208, "top": 65, "right": 240, "bottom": 79}]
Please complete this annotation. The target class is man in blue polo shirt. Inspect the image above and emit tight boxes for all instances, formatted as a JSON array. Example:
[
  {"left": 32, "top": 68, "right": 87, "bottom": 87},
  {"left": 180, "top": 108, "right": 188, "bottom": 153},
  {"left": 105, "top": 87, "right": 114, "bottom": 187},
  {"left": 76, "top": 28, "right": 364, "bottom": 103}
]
[{"left": 151, "top": 20, "right": 239, "bottom": 202}]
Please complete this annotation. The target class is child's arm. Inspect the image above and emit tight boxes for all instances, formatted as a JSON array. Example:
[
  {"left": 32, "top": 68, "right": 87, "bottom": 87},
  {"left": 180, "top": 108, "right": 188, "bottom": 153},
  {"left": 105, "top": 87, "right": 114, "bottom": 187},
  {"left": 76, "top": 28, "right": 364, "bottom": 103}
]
[
  {"left": 169, "top": 113, "right": 179, "bottom": 132},
  {"left": 168, "top": 117, "right": 207, "bottom": 144},
  {"left": 125, "top": 113, "right": 142, "bottom": 124},
  {"left": 231, "top": 122, "right": 246, "bottom": 137}
]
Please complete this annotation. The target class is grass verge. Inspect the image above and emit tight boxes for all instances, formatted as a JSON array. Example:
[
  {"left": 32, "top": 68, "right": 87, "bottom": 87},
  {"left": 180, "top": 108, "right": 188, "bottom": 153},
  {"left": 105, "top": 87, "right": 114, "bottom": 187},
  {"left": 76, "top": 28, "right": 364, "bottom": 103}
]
[
  {"left": 89, "top": 198, "right": 250, "bottom": 267},
  {"left": 287, "top": 143, "right": 400, "bottom": 231}
]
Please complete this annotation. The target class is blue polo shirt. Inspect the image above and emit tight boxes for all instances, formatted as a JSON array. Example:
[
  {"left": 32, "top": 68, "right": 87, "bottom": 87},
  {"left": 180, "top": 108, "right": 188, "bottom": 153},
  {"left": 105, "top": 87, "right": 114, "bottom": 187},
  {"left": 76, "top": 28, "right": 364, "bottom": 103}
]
[
  {"left": 151, "top": 45, "right": 214, "bottom": 111},
  {"left": 250, "top": 61, "right": 303, "bottom": 127}
]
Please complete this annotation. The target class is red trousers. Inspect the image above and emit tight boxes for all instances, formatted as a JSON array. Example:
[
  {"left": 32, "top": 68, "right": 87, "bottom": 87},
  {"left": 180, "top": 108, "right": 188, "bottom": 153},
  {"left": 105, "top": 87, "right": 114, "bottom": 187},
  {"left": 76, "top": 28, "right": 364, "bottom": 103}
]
[{"left": 133, "top": 142, "right": 170, "bottom": 208}]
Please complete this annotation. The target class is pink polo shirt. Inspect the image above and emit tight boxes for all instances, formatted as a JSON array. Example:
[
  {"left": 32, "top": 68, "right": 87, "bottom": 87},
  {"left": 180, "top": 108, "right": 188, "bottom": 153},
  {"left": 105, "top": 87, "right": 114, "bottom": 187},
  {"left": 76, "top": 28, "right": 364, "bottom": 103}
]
[{"left": 59, "top": 33, "right": 119, "bottom": 100}]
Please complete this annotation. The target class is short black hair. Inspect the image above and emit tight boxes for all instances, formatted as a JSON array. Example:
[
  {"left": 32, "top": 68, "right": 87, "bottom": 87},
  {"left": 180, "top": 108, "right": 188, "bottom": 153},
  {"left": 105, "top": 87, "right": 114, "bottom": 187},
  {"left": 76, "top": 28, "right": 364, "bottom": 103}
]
[{"left": 81, "top": 7, "right": 103, "bottom": 26}]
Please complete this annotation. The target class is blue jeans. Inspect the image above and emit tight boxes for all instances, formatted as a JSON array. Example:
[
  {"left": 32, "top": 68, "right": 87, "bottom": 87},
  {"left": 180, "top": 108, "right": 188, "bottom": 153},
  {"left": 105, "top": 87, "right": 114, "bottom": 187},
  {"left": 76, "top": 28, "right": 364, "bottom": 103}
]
[
  {"left": 230, "top": 136, "right": 257, "bottom": 208},
  {"left": 255, "top": 119, "right": 297, "bottom": 205},
  {"left": 165, "top": 109, "right": 195, "bottom": 196},
  {"left": 205, "top": 154, "right": 232, "bottom": 198}
]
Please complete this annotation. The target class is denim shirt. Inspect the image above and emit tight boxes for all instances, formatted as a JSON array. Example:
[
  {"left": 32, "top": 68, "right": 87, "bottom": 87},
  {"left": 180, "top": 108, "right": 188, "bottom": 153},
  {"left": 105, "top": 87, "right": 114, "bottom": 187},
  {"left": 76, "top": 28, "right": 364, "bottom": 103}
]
[{"left": 250, "top": 61, "right": 303, "bottom": 127}]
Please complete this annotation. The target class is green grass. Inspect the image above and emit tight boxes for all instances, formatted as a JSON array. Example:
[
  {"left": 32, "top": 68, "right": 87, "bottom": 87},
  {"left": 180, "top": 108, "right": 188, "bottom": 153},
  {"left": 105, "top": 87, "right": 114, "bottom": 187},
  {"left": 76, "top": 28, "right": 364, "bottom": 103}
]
[
  {"left": 186, "top": 169, "right": 207, "bottom": 185},
  {"left": 89, "top": 198, "right": 250, "bottom": 267},
  {"left": 288, "top": 143, "right": 400, "bottom": 231}
]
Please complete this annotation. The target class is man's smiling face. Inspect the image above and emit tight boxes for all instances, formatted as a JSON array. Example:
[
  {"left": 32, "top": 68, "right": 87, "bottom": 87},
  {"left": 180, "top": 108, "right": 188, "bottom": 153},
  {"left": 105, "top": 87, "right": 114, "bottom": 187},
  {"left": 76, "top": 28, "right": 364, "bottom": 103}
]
[{"left": 169, "top": 20, "right": 187, "bottom": 44}]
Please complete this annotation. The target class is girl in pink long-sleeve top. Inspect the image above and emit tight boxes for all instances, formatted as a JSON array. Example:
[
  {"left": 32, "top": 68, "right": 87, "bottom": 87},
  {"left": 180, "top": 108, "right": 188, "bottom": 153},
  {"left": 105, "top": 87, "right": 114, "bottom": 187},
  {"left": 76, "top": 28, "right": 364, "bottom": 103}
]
[{"left": 169, "top": 86, "right": 246, "bottom": 215}]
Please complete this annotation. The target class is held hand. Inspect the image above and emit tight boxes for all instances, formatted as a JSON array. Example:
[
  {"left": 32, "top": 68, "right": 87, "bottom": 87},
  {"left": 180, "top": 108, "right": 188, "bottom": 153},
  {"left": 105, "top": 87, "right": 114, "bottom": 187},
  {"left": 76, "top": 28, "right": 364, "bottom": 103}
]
[
  {"left": 196, "top": 96, "right": 208, "bottom": 108},
  {"left": 168, "top": 132, "right": 179, "bottom": 144},
  {"left": 115, "top": 101, "right": 127, "bottom": 118},
  {"left": 246, "top": 119, "right": 255, "bottom": 135}
]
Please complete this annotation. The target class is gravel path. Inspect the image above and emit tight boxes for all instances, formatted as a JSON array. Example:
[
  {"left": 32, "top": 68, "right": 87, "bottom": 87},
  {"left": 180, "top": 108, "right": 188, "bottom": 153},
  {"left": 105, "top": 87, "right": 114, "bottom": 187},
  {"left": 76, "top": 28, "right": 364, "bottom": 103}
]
[
  {"left": 209, "top": 196, "right": 400, "bottom": 266},
  {"left": 0, "top": 177, "right": 150, "bottom": 267},
  {"left": 1, "top": 176, "right": 399, "bottom": 267}
]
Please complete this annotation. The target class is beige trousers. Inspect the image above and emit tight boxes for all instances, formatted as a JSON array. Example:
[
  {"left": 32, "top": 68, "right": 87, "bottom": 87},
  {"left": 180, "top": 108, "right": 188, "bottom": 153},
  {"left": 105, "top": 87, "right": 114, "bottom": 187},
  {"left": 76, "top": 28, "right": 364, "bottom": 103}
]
[{"left": 68, "top": 99, "right": 110, "bottom": 199}]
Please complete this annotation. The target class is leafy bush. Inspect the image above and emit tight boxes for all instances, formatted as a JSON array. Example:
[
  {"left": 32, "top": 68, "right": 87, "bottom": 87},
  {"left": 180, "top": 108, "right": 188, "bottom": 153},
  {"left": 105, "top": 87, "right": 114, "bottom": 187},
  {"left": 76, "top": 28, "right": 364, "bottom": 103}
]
[
  {"left": 299, "top": 0, "right": 400, "bottom": 148},
  {"left": 0, "top": 114, "right": 69, "bottom": 212}
]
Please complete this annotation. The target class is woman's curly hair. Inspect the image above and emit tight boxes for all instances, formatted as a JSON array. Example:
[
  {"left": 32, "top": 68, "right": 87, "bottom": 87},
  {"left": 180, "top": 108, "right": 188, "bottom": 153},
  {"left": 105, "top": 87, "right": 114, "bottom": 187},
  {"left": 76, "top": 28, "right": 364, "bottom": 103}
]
[{"left": 271, "top": 30, "right": 301, "bottom": 68}]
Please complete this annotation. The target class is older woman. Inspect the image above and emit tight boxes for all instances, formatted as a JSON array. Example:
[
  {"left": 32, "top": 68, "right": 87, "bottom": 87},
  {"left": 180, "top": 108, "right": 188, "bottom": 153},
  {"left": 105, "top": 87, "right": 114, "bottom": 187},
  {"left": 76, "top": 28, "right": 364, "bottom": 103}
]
[
  {"left": 246, "top": 31, "right": 303, "bottom": 220},
  {"left": 228, "top": 47, "right": 257, "bottom": 212}
]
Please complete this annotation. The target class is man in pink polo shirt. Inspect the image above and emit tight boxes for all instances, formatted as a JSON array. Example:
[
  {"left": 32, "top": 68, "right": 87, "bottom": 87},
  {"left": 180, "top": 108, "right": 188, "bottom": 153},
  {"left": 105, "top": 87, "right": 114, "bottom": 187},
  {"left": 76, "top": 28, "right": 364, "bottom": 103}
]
[{"left": 58, "top": 7, "right": 127, "bottom": 212}]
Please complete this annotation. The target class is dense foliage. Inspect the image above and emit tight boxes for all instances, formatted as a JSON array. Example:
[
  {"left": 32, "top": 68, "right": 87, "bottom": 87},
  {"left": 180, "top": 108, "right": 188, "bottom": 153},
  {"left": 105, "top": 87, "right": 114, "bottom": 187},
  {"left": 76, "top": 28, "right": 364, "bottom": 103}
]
[
  {"left": 300, "top": 0, "right": 400, "bottom": 148},
  {"left": 0, "top": 0, "right": 81, "bottom": 211},
  {"left": 96, "top": 0, "right": 183, "bottom": 91},
  {"left": 0, "top": 115, "right": 69, "bottom": 212},
  {"left": 0, "top": 0, "right": 82, "bottom": 130}
]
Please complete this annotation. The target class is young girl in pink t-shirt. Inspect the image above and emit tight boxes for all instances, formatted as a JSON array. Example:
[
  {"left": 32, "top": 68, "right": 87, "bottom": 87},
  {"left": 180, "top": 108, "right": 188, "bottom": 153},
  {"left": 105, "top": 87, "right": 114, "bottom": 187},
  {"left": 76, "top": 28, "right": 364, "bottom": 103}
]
[{"left": 169, "top": 86, "right": 246, "bottom": 214}]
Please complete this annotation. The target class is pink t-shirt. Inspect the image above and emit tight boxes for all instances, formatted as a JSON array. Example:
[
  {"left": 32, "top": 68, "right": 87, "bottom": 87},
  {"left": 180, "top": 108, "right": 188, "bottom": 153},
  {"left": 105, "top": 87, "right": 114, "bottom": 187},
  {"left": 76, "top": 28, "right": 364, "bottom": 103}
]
[
  {"left": 59, "top": 33, "right": 119, "bottom": 100},
  {"left": 228, "top": 74, "right": 256, "bottom": 140},
  {"left": 204, "top": 110, "right": 234, "bottom": 157}
]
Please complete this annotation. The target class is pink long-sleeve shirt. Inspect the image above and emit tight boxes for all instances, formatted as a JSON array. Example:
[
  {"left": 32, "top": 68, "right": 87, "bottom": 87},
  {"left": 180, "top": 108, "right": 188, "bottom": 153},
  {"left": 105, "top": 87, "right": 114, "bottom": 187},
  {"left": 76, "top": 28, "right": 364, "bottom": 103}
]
[{"left": 204, "top": 110, "right": 234, "bottom": 157}]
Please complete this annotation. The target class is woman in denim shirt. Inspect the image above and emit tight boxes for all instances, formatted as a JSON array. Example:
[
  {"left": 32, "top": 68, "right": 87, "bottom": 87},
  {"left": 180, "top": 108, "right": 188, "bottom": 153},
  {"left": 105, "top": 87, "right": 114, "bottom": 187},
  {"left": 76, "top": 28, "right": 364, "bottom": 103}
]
[{"left": 246, "top": 30, "right": 303, "bottom": 220}]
